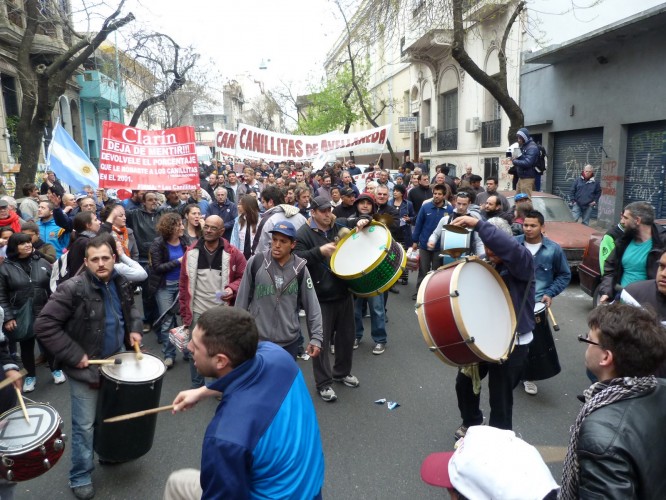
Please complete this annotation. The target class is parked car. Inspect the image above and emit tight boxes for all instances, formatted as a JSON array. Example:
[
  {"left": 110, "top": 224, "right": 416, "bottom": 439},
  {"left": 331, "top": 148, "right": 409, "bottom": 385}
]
[{"left": 502, "top": 191, "right": 598, "bottom": 271}]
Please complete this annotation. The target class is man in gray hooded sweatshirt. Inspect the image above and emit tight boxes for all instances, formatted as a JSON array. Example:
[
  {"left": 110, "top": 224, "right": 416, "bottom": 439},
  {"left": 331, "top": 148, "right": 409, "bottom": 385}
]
[{"left": 235, "top": 220, "right": 323, "bottom": 360}]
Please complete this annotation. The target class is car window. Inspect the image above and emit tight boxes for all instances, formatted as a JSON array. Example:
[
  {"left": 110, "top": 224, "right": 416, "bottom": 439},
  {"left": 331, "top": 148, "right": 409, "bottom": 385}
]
[{"left": 508, "top": 196, "right": 575, "bottom": 222}]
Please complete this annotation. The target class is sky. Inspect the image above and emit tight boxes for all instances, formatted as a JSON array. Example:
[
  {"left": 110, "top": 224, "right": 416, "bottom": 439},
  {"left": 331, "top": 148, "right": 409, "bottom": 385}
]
[{"left": 79, "top": 0, "right": 666, "bottom": 102}]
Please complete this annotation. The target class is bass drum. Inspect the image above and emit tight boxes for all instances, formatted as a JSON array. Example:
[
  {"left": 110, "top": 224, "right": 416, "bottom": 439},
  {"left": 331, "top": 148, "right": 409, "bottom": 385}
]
[
  {"left": 94, "top": 352, "right": 166, "bottom": 462},
  {"left": 416, "top": 258, "right": 516, "bottom": 366}
]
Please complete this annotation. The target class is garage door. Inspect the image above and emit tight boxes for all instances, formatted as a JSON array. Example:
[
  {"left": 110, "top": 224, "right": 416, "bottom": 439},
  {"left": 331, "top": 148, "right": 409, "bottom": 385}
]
[{"left": 624, "top": 121, "right": 666, "bottom": 217}]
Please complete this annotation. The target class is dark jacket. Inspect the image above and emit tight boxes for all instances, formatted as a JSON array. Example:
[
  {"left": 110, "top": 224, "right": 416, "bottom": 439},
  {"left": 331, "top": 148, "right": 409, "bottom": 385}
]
[
  {"left": 407, "top": 185, "right": 432, "bottom": 214},
  {"left": 390, "top": 199, "right": 416, "bottom": 246},
  {"left": 126, "top": 207, "right": 160, "bottom": 261},
  {"left": 64, "top": 230, "right": 97, "bottom": 281},
  {"left": 34, "top": 270, "right": 142, "bottom": 384},
  {"left": 571, "top": 176, "right": 602, "bottom": 207},
  {"left": 376, "top": 202, "right": 400, "bottom": 241},
  {"left": 577, "top": 379, "right": 666, "bottom": 499},
  {"left": 332, "top": 203, "right": 356, "bottom": 219},
  {"left": 0, "top": 255, "right": 52, "bottom": 324},
  {"left": 512, "top": 139, "right": 540, "bottom": 179},
  {"left": 206, "top": 200, "right": 238, "bottom": 235},
  {"left": 294, "top": 219, "right": 351, "bottom": 303},
  {"left": 148, "top": 235, "right": 189, "bottom": 293},
  {"left": 599, "top": 224, "right": 666, "bottom": 298}
]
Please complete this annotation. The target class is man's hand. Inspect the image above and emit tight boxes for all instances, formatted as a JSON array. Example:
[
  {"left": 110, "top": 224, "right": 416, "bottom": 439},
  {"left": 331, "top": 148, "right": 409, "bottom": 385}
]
[
  {"left": 221, "top": 287, "right": 233, "bottom": 302},
  {"left": 319, "top": 242, "right": 336, "bottom": 258},
  {"left": 48, "top": 192, "right": 61, "bottom": 206},
  {"left": 356, "top": 218, "right": 370, "bottom": 229},
  {"left": 599, "top": 294, "right": 610, "bottom": 304},
  {"left": 306, "top": 343, "right": 321, "bottom": 358},
  {"left": 76, "top": 354, "right": 89, "bottom": 369},
  {"left": 172, "top": 386, "right": 220, "bottom": 413},
  {"left": 427, "top": 241, "right": 434, "bottom": 250},
  {"left": 4, "top": 369, "right": 23, "bottom": 392},
  {"left": 3, "top": 320, "right": 16, "bottom": 332},
  {"left": 451, "top": 215, "right": 479, "bottom": 229},
  {"left": 541, "top": 295, "right": 552, "bottom": 308},
  {"left": 129, "top": 332, "right": 142, "bottom": 347}
]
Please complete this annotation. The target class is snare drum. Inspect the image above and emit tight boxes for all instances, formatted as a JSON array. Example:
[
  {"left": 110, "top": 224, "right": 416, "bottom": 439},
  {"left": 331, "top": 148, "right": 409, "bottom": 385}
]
[
  {"left": 94, "top": 352, "right": 166, "bottom": 462},
  {"left": 330, "top": 221, "right": 407, "bottom": 297},
  {"left": 0, "top": 403, "right": 65, "bottom": 482},
  {"left": 439, "top": 224, "right": 472, "bottom": 263},
  {"left": 416, "top": 258, "right": 516, "bottom": 366}
]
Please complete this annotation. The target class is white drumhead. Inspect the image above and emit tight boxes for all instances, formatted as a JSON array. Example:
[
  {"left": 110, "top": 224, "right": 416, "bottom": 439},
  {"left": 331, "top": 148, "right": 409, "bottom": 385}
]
[
  {"left": 454, "top": 261, "right": 514, "bottom": 360},
  {"left": 0, "top": 404, "right": 59, "bottom": 453},
  {"left": 333, "top": 224, "right": 389, "bottom": 276},
  {"left": 101, "top": 352, "right": 166, "bottom": 383},
  {"left": 534, "top": 302, "right": 546, "bottom": 315}
]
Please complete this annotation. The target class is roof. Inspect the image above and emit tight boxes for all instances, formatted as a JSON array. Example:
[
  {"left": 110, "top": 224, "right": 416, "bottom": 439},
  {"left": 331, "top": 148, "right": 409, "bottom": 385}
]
[{"left": 524, "top": 4, "right": 666, "bottom": 65}]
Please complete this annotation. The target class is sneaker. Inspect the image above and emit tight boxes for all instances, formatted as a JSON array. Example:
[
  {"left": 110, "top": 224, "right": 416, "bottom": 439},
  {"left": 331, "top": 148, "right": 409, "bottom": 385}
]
[
  {"left": 52, "top": 370, "right": 67, "bottom": 385},
  {"left": 388, "top": 286, "right": 399, "bottom": 294},
  {"left": 164, "top": 358, "right": 174, "bottom": 369},
  {"left": 298, "top": 309, "right": 306, "bottom": 318},
  {"left": 333, "top": 374, "right": 360, "bottom": 388},
  {"left": 454, "top": 424, "right": 469, "bottom": 440},
  {"left": 523, "top": 381, "right": 538, "bottom": 395},
  {"left": 353, "top": 338, "right": 360, "bottom": 350},
  {"left": 134, "top": 286, "right": 142, "bottom": 295},
  {"left": 330, "top": 344, "right": 335, "bottom": 355},
  {"left": 363, "top": 312, "right": 370, "bottom": 318},
  {"left": 142, "top": 323, "right": 151, "bottom": 333},
  {"left": 23, "top": 376, "right": 36, "bottom": 393},
  {"left": 318, "top": 386, "right": 337, "bottom": 402},
  {"left": 71, "top": 483, "right": 95, "bottom": 500},
  {"left": 372, "top": 343, "right": 386, "bottom": 355},
  {"left": 401, "top": 276, "right": 409, "bottom": 285}
]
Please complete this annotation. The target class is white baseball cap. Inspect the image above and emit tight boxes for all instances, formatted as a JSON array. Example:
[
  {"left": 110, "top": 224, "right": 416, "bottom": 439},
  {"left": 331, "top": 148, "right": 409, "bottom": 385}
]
[{"left": 420, "top": 426, "right": 559, "bottom": 499}]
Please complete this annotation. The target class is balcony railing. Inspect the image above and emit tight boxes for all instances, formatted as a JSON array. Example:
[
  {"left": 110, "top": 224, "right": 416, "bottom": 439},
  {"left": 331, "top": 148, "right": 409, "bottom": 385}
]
[
  {"left": 481, "top": 119, "right": 501, "bottom": 148},
  {"left": 437, "top": 128, "right": 458, "bottom": 151},
  {"left": 420, "top": 133, "right": 431, "bottom": 153}
]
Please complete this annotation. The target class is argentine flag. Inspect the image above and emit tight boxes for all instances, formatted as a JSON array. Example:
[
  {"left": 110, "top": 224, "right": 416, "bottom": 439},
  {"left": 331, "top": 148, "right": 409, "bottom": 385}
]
[{"left": 47, "top": 121, "right": 98, "bottom": 191}]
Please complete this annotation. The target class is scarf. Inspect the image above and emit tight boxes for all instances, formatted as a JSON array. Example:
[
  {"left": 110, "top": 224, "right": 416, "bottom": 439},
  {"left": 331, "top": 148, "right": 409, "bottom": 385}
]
[
  {"left": 559, "top": 375, "right": 658, "bottom": 499},
  {"left": 113, "top": 225, "right": 131, "bottom": 257},
  {"left": 0, "top": 212, "right": 21, "bottom": 233}
]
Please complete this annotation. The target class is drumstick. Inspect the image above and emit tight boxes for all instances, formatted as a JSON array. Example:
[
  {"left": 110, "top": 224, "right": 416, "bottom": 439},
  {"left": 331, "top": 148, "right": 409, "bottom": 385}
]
[
  {"left": 547, "top": 307, "right": 560, "bottom": 331},
  {"left": 103, "top": 404, "right": 174, "bottom": 423},
  {"left": 88, "top": 359, "right": 123, "bottom": 365},
  {"left": 0, "top": 368, "right": 27, "bottom": 391},
  {"left": 133, "top": 342, "right": 143, "bottom": 360},
  {"left": 14, "top": 387, "right": 30, "bottom": 423}
]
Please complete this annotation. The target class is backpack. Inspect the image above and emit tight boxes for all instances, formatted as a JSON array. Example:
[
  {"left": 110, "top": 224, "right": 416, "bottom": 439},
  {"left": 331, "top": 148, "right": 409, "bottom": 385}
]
[
  {"left": 535, "top": 144, "right": 547, "bottom": 174},
  {"left": 247, "top": 252, "right": 307, "bottom": 310},
  {"left": 49, "top": 252, "right": 85, "bottom": 293}
]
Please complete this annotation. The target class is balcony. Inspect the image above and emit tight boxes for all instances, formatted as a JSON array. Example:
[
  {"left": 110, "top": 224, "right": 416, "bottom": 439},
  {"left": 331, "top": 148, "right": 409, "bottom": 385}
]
[
  {"left": 0, "top": 2, "right": 68, "bottom": 55},
  {"left": 464, "top": 0, "right": 510, "bottom": 23},
  {"left": 420, "top": 133, "right": 431, "bottom": 153},
  {"left": 437, "top": 128, "right": 458, "bottom": 151},
  {"left": 481, "top": 119, "right": 501, "bottom": 148},
  {"left": 76, "top": 71, "right": 126, "bottom": 109},
  {"left": 401, "top": 28, "right": 453, "bottom": 64}
]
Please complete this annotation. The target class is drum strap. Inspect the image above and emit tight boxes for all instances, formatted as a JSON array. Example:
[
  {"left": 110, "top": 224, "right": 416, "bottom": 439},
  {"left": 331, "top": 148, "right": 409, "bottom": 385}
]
[{"left": 505, "top": 277, "right": 535, "bottom": 359}]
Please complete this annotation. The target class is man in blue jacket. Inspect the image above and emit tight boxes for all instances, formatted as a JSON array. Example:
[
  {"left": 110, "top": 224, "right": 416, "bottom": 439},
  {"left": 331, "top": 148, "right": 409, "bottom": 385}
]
[
  {"left": 512, "top": 127, "right": 540, "bottom": 197},
  {"left": 206, "top": 187, "right": 237, "bottom": 238},
  {"left": 570, "top": 164, "right": 601, "bottom": 226},
  {"left": 450, "top": 216, "right": 535, "bottom": 438},
  {"left": 164, "top": 307, "right": 324, "bottom": 500}
]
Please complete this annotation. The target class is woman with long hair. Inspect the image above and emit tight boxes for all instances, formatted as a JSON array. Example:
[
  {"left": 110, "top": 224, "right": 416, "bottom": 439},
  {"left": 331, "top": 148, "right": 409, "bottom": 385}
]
[
  {"left": 182, "top": 203, "right": 203, "bottom": 245},
  {"left": 390, "top": 184, "right": 416, "bottom": 285},
  {"left": 0, "top": 233, "right": 57, "bottom": 392},
  {"left": 230, "top": 195, "right": 260, "bottom": 259},
  {"left": 148, "top": 212, "right": 188, "bottom": 368},
  {"left": 100, "top": 203, "right": 138, "bottom": 260},
  {"left": 66, "top": 211, "right": 102, "bottom": 279}
]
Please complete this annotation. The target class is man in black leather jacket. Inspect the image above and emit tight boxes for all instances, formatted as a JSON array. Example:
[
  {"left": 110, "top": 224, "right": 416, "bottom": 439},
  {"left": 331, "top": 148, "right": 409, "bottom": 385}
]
[{"left": 560, "top": 303, "right": 666, "bottom": 499}]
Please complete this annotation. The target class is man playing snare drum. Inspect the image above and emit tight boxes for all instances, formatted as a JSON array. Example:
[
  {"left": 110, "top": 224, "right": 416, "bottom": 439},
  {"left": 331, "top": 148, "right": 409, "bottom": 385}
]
[
  {"left": 449, "top": 216, "right": 535, "bottom": 438},
  {"left": 35, "top": 236, "right": 143, "bottom": 500}
]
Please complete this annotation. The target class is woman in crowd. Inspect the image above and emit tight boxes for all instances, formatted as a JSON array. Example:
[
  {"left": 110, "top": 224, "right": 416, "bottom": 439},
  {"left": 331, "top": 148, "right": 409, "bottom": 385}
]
[
  {"left": 149, "top": 212, "right": 188, "bottom": 368},
  {"left": 0, "top": 233, "right": 57, "bottom": 392},
  {"left": 65, "top": 211, "right": 102, "bottom": 279},
  {"left": 230, "top": 195, "right": 260, "bottom": 260},
  {"left": 390, "top": 184, "right": 415, "bottom": 285},
  {"left": 182, "top": 203, "right": 203, "bottom": 245},
  {"left": 100, "top": 203, "right": 139, "bottom": 261}
]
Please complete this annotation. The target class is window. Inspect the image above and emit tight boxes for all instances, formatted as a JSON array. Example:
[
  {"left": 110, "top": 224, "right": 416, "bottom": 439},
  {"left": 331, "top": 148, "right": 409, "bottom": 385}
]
[
  {"left": 484, "top": 157, "right": 499, "bottom": 179},
  {"left": 437, "top": 90, "right": 458, "bottom": 150}
]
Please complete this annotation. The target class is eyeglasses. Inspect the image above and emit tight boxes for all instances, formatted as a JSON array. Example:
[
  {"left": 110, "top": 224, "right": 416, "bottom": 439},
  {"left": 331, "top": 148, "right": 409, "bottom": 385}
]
[{"left": 577, "top": 334, "right": 600, "bottom": 347}]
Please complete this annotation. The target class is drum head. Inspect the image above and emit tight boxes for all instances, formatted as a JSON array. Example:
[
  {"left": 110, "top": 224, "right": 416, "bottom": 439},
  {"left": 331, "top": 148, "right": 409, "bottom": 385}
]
[
  {"left": 534, "top": 302, "right": 547, "bottom": 315},
  {"left": 0, "top": 404, "right": 59, "bottom": 454},
  {"left": 331, "top": 223, "right": 389, "bottom": 278},
  {"left": 453, "top": 260, "right": 516, "bottom": 361},
  {"left": 101, "top": 352, "right": 166, "bottom": 383}
]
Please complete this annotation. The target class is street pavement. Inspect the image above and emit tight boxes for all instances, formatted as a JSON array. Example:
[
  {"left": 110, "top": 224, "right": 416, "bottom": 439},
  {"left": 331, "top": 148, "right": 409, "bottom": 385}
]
[{"left": 14, "top": 276, "right": 595, "bottom": 499}]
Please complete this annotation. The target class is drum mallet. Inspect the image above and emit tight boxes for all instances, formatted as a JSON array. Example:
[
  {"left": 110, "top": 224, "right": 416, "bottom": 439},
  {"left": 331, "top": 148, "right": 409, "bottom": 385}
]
[
  {"left": 547, "top": 307, "right": 560, "bottom": 331},
  {"left": 88, "top": 359, "right": 123, "bottom": 365},
  {"left": 14, "top": 387, "right": 30, "bottom": 423},
  {"left": 104, "top": 404, "right": 174, "bottom": 423},
  {"left": 133, "top": 341, "right": 143, "bottom": 361}
]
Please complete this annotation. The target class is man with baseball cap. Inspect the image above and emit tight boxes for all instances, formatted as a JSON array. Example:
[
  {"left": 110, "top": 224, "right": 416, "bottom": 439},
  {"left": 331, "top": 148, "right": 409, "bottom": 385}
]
[
  {"left": 421, "top": 425, "right": 559, "bottom": 499},
  {"left": 333, "top": 187, "right": 357, "bottom": 218},
  {"left": 236, "top": 219, "right": 323, "bottom": 360}
]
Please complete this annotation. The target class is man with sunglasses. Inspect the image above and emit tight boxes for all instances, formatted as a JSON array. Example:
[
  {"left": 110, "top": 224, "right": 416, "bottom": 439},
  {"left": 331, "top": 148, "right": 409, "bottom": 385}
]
[{"left": 560, "top": 303, "right": 666, "bottom": 499}]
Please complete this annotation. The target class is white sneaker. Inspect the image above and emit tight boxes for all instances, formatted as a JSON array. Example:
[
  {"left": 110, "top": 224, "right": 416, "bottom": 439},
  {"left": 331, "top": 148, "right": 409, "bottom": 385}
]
[
  {"left": 298, "top": 309, "right": 306, "bottom": 318},
  {"left": 523, "top": 381, "right": 538, "bottom": 395},
  {"left": 52, "top": 370, "right": 67, "bottom": 385},
  {"left": 318, "top": 386, "right": 337, "bottom": 402},
  {"left": 23, "top": 376, "right": 36, "bottom": 393}
]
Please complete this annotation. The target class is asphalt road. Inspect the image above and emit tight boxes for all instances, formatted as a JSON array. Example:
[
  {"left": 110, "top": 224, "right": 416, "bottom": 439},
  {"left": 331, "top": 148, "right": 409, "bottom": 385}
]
[{"left": 13, "top": 276, "right": 595, "bottom": 499}]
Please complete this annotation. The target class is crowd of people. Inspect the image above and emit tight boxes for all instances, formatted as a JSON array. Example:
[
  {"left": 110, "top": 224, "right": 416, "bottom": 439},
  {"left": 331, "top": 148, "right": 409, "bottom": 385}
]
[{"left": 0, "top": 127, "right": 665, "bottom": 500}]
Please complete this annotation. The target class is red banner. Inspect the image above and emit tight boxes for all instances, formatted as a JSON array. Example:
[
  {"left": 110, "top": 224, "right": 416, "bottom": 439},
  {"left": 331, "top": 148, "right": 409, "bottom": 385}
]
[{"left": 99, "top": 122, "right": 200, "bottom": 190}]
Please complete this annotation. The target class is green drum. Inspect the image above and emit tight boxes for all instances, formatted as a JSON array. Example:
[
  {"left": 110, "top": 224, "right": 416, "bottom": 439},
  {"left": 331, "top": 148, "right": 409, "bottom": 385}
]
[{"left": 330, "top": 222, "right": 407, "bottom": 297}]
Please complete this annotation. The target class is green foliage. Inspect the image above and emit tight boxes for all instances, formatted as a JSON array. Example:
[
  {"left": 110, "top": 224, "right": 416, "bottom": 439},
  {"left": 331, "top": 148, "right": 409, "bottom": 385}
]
[
  {"left": 5, "top": 115, "right": 21, "bottom": 162},
  {"left": 298, "top": 64, "right": 371, "bottom": 135}
]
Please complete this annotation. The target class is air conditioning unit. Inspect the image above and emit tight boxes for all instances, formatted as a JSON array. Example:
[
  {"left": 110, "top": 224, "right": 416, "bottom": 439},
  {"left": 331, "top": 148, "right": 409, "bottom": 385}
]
[
  {"left": 423, "top": 126, "right": 436, "bottom": 138},
  {"left": 465, "top": 117, "right": 480, "bottom": 132}
]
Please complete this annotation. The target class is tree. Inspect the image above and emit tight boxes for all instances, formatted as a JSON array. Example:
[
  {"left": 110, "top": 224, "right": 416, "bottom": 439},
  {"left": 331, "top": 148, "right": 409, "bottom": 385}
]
[{"left": 15, "top": 0, "right": 134, "bottom": 188}]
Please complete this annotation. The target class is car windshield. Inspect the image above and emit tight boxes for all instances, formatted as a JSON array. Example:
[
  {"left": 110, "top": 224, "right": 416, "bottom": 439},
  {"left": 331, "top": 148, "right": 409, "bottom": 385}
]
[{"left": 509, "top": 196, "right": 575, "bottom": 222}]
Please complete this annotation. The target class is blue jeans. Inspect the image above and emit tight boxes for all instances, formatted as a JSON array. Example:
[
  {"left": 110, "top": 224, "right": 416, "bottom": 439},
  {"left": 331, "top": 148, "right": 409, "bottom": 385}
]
[
  {"left": 186, "top": 312, "right": 204, "bottom": 388},
  {"left": 156, "top": 281, "right": 179, "bottom": 360},
  {"left": 571, "top": 203, "right": 594, "bottom": 226},
  {"left": 69, "top": 378, "right": 98, "bottom": 488},
  {"left": 354, "top": 295, "right": 387, "bottom": 344}
]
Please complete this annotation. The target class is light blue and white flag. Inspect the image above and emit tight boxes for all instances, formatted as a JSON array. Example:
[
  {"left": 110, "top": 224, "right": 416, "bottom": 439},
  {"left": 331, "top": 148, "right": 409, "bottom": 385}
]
[{"left": 47, "top": 121, "right": 98, "bottom": 191}]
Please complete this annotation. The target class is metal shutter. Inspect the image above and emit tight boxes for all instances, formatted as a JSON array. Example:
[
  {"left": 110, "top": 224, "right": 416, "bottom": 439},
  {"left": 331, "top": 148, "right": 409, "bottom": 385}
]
[
  {"left": 551, "top": 128, "right": 604, "bottom": 220},
  {"left": 624, "top": 121, "right": 666, "bottom": 217}
]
